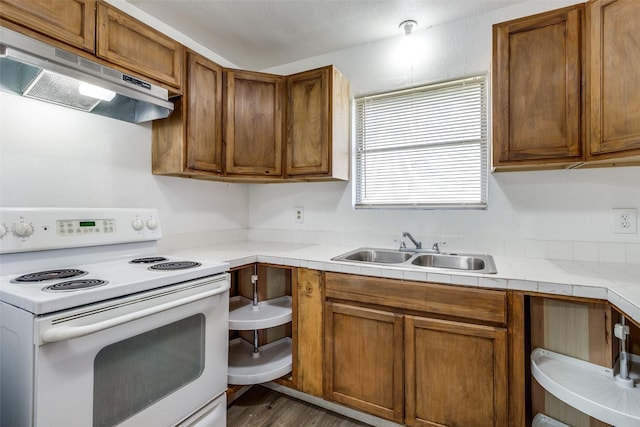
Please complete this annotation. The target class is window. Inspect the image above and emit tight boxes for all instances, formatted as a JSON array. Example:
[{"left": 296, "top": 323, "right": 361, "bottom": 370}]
[{"left": 354, "top": 76, "right": 488, "bottom": 209}]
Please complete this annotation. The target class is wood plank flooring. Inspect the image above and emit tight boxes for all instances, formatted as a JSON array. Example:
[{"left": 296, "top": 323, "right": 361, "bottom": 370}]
[{"left": 227, "top": 386, "right": 371, "bottom": 427}]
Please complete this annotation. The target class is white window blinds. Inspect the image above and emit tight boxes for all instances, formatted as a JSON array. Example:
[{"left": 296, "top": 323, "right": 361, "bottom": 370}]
[{"left": 354, "top": 76, "right": 488, "bottom": 209}]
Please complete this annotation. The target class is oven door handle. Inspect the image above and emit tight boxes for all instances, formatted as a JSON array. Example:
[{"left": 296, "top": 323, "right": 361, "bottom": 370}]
[{"left": 40, "top": 285, "right": 228, "bottom": 344}]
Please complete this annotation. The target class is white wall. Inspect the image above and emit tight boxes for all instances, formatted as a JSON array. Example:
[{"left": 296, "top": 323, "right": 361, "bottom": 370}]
[
  {"left": 249, "top": 0, "right": 640, "bottom": 262},
  {"left": 1, "top": 0, "right": 639, "bottom": 262},
  {"left": 0, "top": 92, "right": 249, "bottom": 248}
]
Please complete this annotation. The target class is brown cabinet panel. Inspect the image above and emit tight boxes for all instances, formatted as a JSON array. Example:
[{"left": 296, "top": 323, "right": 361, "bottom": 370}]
[
  {"left": 0, "top": 0, "right": 96, "bottom": 52},
  {"left": 152, "top": 50, "right": 222, "bottom": 178},
  {"left": 186, "top": 52, "right": 223, "bottom": 173},
  {"left": 492, "top": 5, "right": 584, "bottom": 168},
  {"left": 324, "top": 273, "right": 511, "bottom": 425},
  {"left": 225, "top": 70, "right": 284, "bottom": 177},
  {"left": 286, "top": 66, "right": 350, "bottom": 180},
  {"left": 96, "top": 2, "right": 183, "bottom": 88},
  {"left": 287, "top": 67, "right": 330, "bottom": 175},
  {"left": 294, "top": 268, "right": 324, "bottom": 397},
  {"left": 324, "top": 301, "right": 404, "bottom": 423},
  {"left": 587, "top": 0, "right": 640, "bottom": 160},
  {"left": 405, "top": 316, "right": 508, "bottom": 427},
  {"left": 325, "top": 272, "right": 507, "bottom": 325}
]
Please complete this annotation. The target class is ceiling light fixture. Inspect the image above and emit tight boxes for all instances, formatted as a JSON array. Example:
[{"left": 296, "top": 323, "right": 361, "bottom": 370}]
[{"left": 399, "top": 19, "right": 417, "bottom": 35}]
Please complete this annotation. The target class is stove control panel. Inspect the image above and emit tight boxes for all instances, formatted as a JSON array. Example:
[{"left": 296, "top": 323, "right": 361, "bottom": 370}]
[
  {"left": 0, "top": 208, "right": 162, "bottom": 254},
  {"left": 57, "top": 218, "right": 116, "bottom": 236}
]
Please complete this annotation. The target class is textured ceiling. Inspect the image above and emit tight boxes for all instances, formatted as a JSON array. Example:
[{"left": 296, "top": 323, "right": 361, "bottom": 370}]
[{"left": 126, "top": 0, "right": 525, "bottom": 70}]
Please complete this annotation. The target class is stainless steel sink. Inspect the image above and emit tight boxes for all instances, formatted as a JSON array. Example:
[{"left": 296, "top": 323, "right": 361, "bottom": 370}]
[
  {"left": 333, "top": 248, "right": 413, "bottom": 264},
  {"left": 410, "top": 253, "right": 496, "bottom": 273},
  {"left": 331, "top": 247, "right": 497, "bottom": 273}
]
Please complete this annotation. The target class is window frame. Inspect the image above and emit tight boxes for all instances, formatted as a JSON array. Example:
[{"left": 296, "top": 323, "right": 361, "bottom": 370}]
[{"left": 353, "top": 75, "right": 489, "bottom": 210}]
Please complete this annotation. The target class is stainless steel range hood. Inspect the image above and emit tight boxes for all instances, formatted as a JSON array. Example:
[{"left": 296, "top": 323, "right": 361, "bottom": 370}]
[{"left": 0, "top": 27, "right": 174, "bottom": 123}]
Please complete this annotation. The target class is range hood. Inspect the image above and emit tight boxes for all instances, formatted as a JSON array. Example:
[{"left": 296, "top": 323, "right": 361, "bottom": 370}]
[{"left": 0, "top": 27, "right": 173, "bottom": 123}]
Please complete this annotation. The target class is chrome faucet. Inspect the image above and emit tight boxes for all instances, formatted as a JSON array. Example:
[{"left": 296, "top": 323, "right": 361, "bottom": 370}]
[{"left": 402, "top": 232, "right": 422, "bottom": 250}]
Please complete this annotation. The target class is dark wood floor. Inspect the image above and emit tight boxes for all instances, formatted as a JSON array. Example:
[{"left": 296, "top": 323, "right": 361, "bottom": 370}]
[{"left": 227, "top": 386, "right": 371, "bottom": 427}]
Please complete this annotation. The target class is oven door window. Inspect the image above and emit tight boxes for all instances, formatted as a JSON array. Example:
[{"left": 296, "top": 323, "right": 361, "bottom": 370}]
[{"left": 93, "top": 314, "right": 205, "bottom": 427}]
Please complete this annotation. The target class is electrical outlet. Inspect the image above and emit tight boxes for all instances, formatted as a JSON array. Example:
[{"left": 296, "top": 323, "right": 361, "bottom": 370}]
[
  {"left": 294, "top": 206, "right": 304, "bottom": 224},
  {"left": 612, "top": 208, "right": 637, "bottom": 234}
]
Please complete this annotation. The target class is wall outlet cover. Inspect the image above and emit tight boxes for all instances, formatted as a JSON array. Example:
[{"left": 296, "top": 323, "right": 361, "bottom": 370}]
[{"left": 612, "top": 208, "right": 637, "bottom": 234}]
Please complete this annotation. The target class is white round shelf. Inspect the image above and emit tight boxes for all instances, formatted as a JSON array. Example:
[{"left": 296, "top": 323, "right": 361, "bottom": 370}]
[
  {"left": 228, "top": 337, "right": 292, "bottom": 385},
  {"left": 228, "top": 295, "right": 292, "bottom": 330},
  {"left": 531, "top": 348, "right": 640, "bottom": 426},
  {"left": 532, "top": 414, "right": 570, "bottom": 427}
]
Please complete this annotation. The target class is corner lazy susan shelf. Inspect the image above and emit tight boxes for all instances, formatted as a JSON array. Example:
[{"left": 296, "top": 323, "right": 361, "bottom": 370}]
[
  {"left": 227, "top": 265, "right": 292, "bottom": 385},
  {"left": 531, "top": 318, "right": 640, "bottom": 426}
]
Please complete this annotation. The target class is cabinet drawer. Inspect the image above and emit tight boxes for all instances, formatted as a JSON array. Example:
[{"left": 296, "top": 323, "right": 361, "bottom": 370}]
[
  {"left": 325, "top": 272, "right": 506, "bottom": 325},
  {"left": 96, "top": 3, "right": 183, "bottom": 88}
]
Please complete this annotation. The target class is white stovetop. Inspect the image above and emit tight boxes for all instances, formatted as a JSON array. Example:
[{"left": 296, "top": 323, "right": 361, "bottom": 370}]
[{"left": 169, "top": 241, "right": 640, "bottom": 325}]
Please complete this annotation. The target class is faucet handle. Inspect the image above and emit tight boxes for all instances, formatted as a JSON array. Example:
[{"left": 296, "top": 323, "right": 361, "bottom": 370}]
[
  {"left": 432, "top": 241, "right": 446, "bottom": 253},
  {"left": 394, "top": 239, "right": 406, "bottom": 250}
]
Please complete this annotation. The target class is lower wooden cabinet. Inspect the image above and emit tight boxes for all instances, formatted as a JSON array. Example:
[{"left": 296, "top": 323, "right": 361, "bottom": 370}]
[
  {"left": 323, "top": 272, "right": 509, "bottom": 426},
  {"left": 324, "top": 302, "right": 404, "bottom": 423},
  {"left": 405, "top": 316, "right": 507, "bottom": 427}
]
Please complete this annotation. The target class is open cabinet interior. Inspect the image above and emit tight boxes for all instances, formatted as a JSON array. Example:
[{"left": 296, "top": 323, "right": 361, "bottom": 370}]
[
  {"left": 227, "top": 264, "right": 295, "bottom": 400},
  {"left": 527, "top": 296, "right": 640, "bottom": 427}
]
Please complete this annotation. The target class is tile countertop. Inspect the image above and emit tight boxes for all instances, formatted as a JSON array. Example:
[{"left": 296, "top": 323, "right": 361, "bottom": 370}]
[{"left": 169, "top": 241, "right": 640, "bottom": 325}]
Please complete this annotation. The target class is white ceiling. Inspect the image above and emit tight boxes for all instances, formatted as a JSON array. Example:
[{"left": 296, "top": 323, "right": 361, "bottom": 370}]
[{"left": 126, "top": 0, "right": 525, "bottom": 70}]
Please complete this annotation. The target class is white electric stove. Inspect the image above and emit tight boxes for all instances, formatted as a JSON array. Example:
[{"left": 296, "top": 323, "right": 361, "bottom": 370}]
[{"left": 0, "top": 207, "right": 230, "bottom": 427}]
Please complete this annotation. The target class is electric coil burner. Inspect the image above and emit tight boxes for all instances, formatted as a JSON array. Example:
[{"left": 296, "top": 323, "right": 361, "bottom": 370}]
[
  {"left": 149, "top": 261, "right": 202, "bottom": 271},
  {"left": 130, "top": 256, "right": 169, "bottom": 264},
  {"left": 12, "top": 269, "right": 87, "bottom": 283},
  {"left": 43, "top": 279, "right": 108, "bottom": 292}
]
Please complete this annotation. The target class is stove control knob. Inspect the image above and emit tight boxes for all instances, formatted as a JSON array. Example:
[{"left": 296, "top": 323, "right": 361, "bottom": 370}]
[
  {"left": 146, "top": 218, "right": 158, "bottom": 230},
  {"left": 0, "top": 224, "right": 7, "bottom": 238},
  {"left": 13, "top": 222, "right": 34, "bottom": 238},
  {"left": 132, "top": 219, "right": 144, "bottom": 231}
]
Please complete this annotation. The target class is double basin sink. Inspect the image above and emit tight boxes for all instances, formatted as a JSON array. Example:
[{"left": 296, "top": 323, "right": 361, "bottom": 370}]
[{"left": 332, "top": 247, "right": 497, "bottom": 274}]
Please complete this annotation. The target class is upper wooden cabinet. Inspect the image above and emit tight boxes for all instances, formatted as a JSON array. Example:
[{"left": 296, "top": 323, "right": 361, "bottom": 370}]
[
  {"left": 0, "top": 0, "right": 183, "bottom": 91},
  {"left": 96, "top": 2, "right": 183, "bottom": 89},
  {"left": 493, "top": 0, "right": 640, "bottom": 171},
  {"left": 0, "top": 0, "right": 96, "bottom": 52},
  {"left": 153, "top": 64, "right": 350, "bottom": 183},
  {"left": 586, "top": 0, "right": 640, "bottom": 161},
  {"left": 286, "top": 66, "right": 350, "bottom": 180},
  {"left": 492, "top": 5, "right": 584, "bottom": 170},
  {"left": 153, "top": 51, "right": 223, "bottom": 177},
  {"left": 225, "top": 69, "right": 285, "bottom": 178}
]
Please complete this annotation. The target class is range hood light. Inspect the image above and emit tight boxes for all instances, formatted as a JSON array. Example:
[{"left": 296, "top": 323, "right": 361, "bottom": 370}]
[{"left": 78, "top": 82, "right": 116, "bottom": 102}]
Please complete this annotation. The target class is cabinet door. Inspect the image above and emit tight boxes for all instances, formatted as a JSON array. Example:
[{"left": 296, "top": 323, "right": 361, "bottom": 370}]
[
  {"left": 225, "top": 70, "right": 284, "bottom": 177},
  {"left": 286, "top": 66, "right": 350, "bottom": 180},
  {"left": 286, "top": 67, "right": 330, "bottom": 176},
  {"left": 324, "top": 302, "right": 404, "bottom": 423},
  {"left": 492, "top": 5, "right": 584, "bottom": 168},
  {"left": 0, "top": 0, "right": 96, "bottom": 52},
  {"left": 186, "top": 52, "right": 223, "bottom": 173},
  {"left": 405, "top": 316, "right": 508, "bottom": 427},
  {"left": 96, "top": 3, "right": 183, "bottom": 88},
  {"left": 587, "top": 0, "right": 640, "bottom": 160}
]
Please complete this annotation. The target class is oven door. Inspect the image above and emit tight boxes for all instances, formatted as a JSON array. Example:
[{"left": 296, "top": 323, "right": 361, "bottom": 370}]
[{"left": 33, "top": 274, "right": 229, "bottom": 427}]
